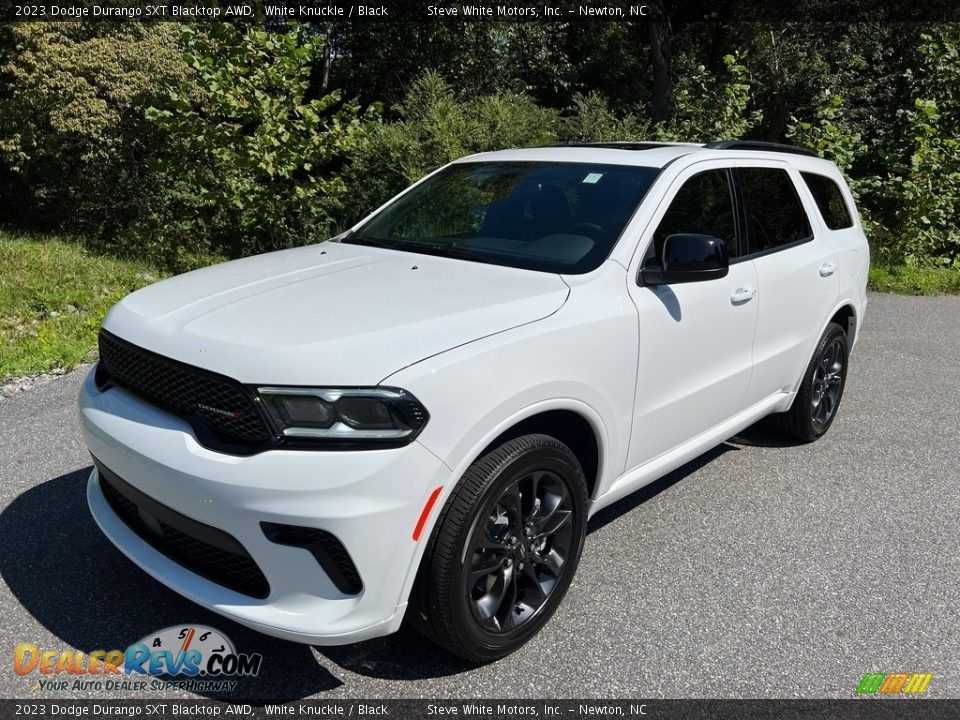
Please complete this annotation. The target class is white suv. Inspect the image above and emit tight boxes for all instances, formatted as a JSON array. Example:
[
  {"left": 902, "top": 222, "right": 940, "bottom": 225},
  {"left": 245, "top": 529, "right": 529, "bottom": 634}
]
[{"left": 80, "top": 141, "right": 869, "bottom": 662}]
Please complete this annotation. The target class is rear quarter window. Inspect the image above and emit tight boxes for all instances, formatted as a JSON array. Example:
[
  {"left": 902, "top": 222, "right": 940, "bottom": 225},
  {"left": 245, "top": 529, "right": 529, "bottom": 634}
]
[
  {"left": 739, "top": 167, "right": 813, "bottom": 254},
  {"left": 801, "top": 172, "right": 854, "bottom": 230}
]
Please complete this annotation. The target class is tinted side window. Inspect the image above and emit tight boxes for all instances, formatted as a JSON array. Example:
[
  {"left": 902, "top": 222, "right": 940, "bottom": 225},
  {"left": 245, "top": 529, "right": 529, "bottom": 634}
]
[
  {"left": 801, "top": 172, "right": 854, "bottom": 230},
  {"left": 651, "top": 169, "right": 738, "bottom": 262},
  {"left": 740, "top": 168, "right": 812, "bottom": 254}
]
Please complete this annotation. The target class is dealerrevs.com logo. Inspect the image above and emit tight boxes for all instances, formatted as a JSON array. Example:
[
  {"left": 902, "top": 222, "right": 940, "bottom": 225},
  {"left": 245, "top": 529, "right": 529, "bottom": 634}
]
[
  {"left": 14, "top": 625, "right": 262, "bottom": 693},
  {"left": 856, "top": 672, "right": 933, "bottom": 695}
]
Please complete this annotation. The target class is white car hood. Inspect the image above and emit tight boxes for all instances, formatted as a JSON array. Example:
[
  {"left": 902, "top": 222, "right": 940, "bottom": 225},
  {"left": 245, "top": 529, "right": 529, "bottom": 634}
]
[{"left": 102, "top": 242, "right": 569, "bottom": 385}]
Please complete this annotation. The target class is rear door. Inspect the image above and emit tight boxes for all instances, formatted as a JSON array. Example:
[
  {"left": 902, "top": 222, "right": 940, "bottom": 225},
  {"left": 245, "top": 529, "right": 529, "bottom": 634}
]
[{"left": 736, "top": 162, "right": 840, "bottom": 406}]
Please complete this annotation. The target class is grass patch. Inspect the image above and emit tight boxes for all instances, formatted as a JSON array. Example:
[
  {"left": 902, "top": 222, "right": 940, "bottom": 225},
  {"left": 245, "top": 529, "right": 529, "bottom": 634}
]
[
  {"left": 0, "top": 232, "right": 165, "bottom": 380},
  {"left": 868, "top": 264, "right": 960, "bottom": 295}
]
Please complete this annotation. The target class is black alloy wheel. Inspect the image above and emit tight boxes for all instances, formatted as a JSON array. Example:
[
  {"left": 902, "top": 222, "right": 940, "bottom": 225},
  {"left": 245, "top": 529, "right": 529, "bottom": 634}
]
[
  {"left": 810, "top": 333, "right": 845, "bottom": 433},
  {"left": 412, "top": 434, "right": 588, "bottom": 662},
  {"left": 773, "top": 321, "right": 849, "bottom": 442},
  {"left": 464, "top": 468, "right": 575, "bottom": 634}
]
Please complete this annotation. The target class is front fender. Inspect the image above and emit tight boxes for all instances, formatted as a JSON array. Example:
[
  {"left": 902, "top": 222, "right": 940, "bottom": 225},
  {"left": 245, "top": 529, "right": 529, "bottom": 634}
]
[{"left": 381, "top": 265, "right": 639, "bottom": 611}]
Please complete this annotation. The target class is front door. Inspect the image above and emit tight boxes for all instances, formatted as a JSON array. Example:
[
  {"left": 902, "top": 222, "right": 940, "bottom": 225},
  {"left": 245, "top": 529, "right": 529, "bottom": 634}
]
[{"left": 625, "top": 165, "right": 759, "bottom": 470}]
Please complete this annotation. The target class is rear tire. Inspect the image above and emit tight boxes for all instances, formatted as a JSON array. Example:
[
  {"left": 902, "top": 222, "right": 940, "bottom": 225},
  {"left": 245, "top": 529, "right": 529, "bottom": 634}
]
[
  {"left": 411, "top": 434, "right": 588, "bottom": 663},
  {"left": 772, "top": 322, "right": 849, "bottom": 443}
]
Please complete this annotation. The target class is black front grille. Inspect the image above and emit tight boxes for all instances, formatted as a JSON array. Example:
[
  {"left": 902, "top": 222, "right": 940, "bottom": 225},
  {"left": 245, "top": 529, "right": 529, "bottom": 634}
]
[
  {"left": 96, "top": 330, "right": 271, "bottom": 449},
  {"left": 96, "top": 460, "right": 270, "bottom": 599}
]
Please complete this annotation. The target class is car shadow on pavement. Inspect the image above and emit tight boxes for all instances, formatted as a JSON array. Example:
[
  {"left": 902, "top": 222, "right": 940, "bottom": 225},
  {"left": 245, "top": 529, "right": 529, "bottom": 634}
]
[
  {"left": 0, "top": 467, "right": 343, "bottom": 702},
  {"left": 316, "top": 627, "right": 477, "bottom": 680},
  {"left": 587, "top": 418, "right": 801, "bottom": 533},
  {"left": 587, "top": 441, "right": 737, "bottom": 533},
  {"left": 728, "top": 416, "right": 806, "bottom": 449}
]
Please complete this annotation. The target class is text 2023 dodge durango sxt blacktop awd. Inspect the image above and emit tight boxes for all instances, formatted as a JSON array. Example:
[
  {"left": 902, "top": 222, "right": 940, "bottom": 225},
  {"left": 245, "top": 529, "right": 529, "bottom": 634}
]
[{"left": 80, "top": 141, "right": 869, "bottom": 662}]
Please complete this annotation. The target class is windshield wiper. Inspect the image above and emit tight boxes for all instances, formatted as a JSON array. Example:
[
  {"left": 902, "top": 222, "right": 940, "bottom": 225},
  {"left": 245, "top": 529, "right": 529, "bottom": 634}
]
[
  {"left": 410, "top": 241, "right": 499, "bottom": 265},
  {"left": 342, "top": 234, "right": 400, "bottom": 250},
  {"left": 343, "top": 234, "right": 499, "bottom": 266}
]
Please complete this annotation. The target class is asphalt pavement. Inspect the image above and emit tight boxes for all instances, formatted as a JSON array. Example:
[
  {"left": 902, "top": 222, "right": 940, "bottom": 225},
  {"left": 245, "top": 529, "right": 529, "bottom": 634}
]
[{"left": 1, "top": 292, "right": 958, "bottom": 700}]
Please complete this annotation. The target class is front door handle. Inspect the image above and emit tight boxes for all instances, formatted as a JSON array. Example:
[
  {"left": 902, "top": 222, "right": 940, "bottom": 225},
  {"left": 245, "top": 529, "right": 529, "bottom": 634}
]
[
  {"left": 730, "top": 287, "right": 756, "bottom": 305},
  {"left": 819, "top": 261, "right": 837, "bottom": 277}
]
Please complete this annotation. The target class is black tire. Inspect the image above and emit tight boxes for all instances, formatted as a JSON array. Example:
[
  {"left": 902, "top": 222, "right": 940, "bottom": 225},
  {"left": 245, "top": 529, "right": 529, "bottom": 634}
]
[
  {"left": 772, "top": 322, "right": 849, "bottom": 443},
  {"left": 411, "top": 434, "right": 588, "bottom": 663}
]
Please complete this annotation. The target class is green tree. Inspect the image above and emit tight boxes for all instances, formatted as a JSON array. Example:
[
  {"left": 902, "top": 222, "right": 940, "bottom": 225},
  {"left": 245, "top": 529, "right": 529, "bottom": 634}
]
[
  {"left": 886, "top": 30, "right": 960, "bottom": 266},
  {"left": 144, "top": 24, "right": 375, "bottom": 265},
  {"left": 560, "top": 92, "right": 650, "bottom": 142},
  {"left": 654, "top": 54, "right": 761, "bottom": 141},
  {"left": 340, "top": 72, "right": 559, "bottom": 225},
  {"left": 790, "top": 28, "right": 960, "bottom": 266},
  {"left": 0, "top": 23, "right": 193, "bottom": 234}
]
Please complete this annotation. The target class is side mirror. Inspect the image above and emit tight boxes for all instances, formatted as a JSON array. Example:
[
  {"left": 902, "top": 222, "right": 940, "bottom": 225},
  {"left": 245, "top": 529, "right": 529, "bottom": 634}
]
[{"left": 640, "top": 234, "right": 729, "bottom": 286}]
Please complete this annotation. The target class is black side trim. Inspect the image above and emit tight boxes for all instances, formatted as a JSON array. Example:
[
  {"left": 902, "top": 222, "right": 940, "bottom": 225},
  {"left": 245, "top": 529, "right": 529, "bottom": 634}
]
[
  {"left": 261, "top": 522, "right": 363, "bottom": 595},
  {"left": 728, "top": 236, "right": 815, "bottom": 264}
]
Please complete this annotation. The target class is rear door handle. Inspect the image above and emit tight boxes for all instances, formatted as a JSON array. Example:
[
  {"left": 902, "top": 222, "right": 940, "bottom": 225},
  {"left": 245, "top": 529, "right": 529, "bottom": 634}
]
[
  {"left": 819, "top": 261, "right": 837, "bottom": 277},
  {"left": 730, "top": 287, "right": 756, "bottom": 305}
]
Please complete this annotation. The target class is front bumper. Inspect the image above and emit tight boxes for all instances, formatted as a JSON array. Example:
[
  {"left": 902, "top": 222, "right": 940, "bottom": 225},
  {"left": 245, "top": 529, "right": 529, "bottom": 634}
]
[{"left": 79, "top": 368, "right": 449, "bottom": 645}]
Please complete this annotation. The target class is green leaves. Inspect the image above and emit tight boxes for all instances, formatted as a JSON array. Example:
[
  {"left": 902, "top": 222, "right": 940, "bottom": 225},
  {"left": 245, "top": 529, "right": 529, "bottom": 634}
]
[
  {"left": 563, "top": 92, "right": 649, "bottom": 142},
  {"left": 144, "top": 24, "right": 375, "bottom": 261},
  {"left": 338, "top": 72, "right": 561, "bottom": 225},
  {"left": 787, "top": 92, "right": 865, "bottom": 173},
  {"left": 884, "top": 30, "right": 960, "bottom": 267},
  {"left": 785, "top": 26, "right": 960, "bottom": 268},
  {"left": 0, "top": 24, "right": 193, "bottom": 235},
  {"left": 652, "top": 54, "right": 761, "bottom": 143},
  {"left": 4, "top": 21, "right": 959, "bottom": 273}
]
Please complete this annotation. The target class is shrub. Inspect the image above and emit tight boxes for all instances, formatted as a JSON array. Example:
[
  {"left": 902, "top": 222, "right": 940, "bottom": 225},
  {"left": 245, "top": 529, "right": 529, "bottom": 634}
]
[
  {"left": 0, "top": 23, "right": 193, "bottom": 236},
  {"left": 884, "top": 31, "right": 960, "bottom": 267},
  {"left": 560, "top": 92, "right": 650, "bottom": 142},
  {"left": 141, "top": 24, "right": 375, "bottom": 268},
  {"left": 654, "top": 54, "right": 762, "bottom": 142},
  {"left": 339, "top": 72, "right": 559, "bottom": 225},
  {"left": 789, "top": 30, "right": 960, "bottom": 267}
]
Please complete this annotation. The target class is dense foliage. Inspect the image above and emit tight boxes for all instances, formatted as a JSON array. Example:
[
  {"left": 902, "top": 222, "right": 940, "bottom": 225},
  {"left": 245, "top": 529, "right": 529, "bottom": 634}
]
[
  {"left": 141, "top": 24, "right": 373, "bottom": 266},
  {"left": 0, "top": 23, "right": 193, "bottom": 237},
  {"left": 1, "top": 21, "right": 958, "bottom": 270}
]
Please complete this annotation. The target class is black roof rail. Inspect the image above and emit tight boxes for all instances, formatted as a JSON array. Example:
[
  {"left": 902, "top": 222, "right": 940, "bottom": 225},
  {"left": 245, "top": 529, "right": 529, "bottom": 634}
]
[
  {"left": 540, "top": 141, "right": 692, "bottom": 151},
  {"left": 704, "top": 140, "right": 818, "bottom": 157}
]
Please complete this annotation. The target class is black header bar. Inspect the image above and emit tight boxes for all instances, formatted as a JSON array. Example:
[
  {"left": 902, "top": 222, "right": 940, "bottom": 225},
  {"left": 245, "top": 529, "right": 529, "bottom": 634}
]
[
  {"left": 3, "top": 0, "right": 960, "bottom": 23},
  {"left": 0, "top": 700, "right": 956, "bottom": 719}
]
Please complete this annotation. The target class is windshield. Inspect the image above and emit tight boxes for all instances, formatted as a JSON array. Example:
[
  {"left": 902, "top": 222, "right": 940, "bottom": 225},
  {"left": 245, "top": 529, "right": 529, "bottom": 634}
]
[{"left": 344, "top": 161, "right": 660, "bottom": 274}]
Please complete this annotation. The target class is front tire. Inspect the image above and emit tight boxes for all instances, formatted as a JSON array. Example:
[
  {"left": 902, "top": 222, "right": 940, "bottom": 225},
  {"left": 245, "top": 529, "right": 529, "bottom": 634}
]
[
  {"left": 772, "top": 322, "right": 849, "bottom": 442},
  {"left": 412, "top": 434, "right": 588, "bottom": 663}
]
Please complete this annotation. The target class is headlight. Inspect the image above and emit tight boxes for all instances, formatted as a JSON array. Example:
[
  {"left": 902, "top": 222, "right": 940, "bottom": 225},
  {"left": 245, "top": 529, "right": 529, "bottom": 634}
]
[{"left": 256, "top": 386, "right": 429, "bottom": 445}]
